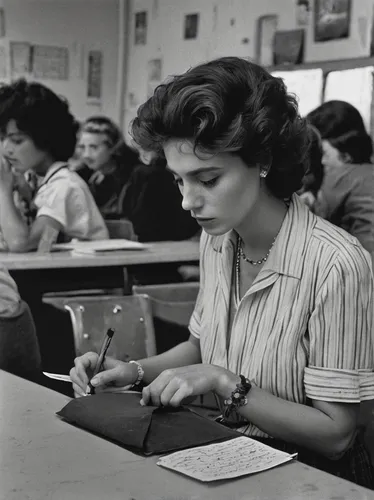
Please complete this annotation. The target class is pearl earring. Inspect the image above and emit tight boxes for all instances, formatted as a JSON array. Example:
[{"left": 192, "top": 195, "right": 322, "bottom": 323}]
[{"left": 259, "top": 168, "right": 268, "bottom": 178}]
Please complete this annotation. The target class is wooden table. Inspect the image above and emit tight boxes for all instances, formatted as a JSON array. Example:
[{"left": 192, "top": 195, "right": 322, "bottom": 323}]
[
  {"left": 1, "top": 371, "right": 372, "bottom": 500},
  {"left": 0, "top": 240, "right": 200, "bottom": 271}
]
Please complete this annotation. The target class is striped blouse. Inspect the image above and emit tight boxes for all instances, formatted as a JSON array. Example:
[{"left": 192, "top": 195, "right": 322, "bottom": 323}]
[{"left": 189, "top": 194, "right": 374, "bottom": 438}]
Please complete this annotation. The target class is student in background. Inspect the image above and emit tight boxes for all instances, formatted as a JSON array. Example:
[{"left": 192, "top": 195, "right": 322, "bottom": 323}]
[
  {"left": 307, "top": 101, "right": 374, "bottom": 256},
  {"left": 71, "top": 57, "right": 374, "bottom": 488},
  {"left": 73, "top": 116, "right": 140, "bottom": 218},
  {"left": 0, "top": 80, "right": 108, "bottom": 252},
  {"left": 121, "top": 147, "right": 200, "bottom": 243}
]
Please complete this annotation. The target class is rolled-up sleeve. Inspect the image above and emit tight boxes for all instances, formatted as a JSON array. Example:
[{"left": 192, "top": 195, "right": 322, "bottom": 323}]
[{"left": 305, "top": 246, "right": 374, "bottom": 403}]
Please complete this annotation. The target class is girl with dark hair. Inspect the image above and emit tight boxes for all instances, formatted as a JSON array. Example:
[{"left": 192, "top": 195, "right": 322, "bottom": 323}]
[
  {"left": 70, "top": 57, "right": 374, "bottom": 487},
  {"left": 0, "top": 80, "right": 108, "bottom": 252},
  {"left": 73, "top": 116, "right": 140, "bottom": 218},
  {"left": 307, "top": 101, "right": 374, "bottom": 255}
]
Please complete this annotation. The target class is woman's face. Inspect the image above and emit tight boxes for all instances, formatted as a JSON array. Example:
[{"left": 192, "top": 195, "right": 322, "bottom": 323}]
[
  {"left": 321, "top": 140, "right": 345, "bottom": 171},
  {"left": 164, "top": 139, "right": 262, "bottom": 236},
  {"left": 2, "top": 120, "right": 50, "bottom": 174},
  {"left": 76, "top": 132, "right": 112, "bottom": 171}
]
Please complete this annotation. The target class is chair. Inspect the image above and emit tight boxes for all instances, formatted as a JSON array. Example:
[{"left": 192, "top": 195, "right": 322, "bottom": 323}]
[
  {"left": 132, "top": 282, "right": 200, "bottom": 328},
  {"left": 132, "top": 282, "right": 218, "bottom": 414},
  {"left": 42, "top": 294, "right": 156, "bottom": 361},
  {"left": 105, "top": 218, "right": 137, "bottom": 241}
]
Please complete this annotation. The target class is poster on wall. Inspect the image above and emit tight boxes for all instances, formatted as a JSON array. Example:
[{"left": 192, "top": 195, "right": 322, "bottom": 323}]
[
  {"left": 324, "top": 67, "right": 373, "bottom": 131},
  {"left": 314, "top": 0, "right": 351, "bottom": 42},
  {"left": 147, "top": 58, "right": 162, "bottom": 98},
  {"left": 87, "top": 50, "right": 102, "bottom": 103},
  {"left": 296, "top": 0, "right": 311, "bottom": 27},
  {"left": 10, "top": 42, "right": 31, "bottom": 78},
  {"left": 134, "top": 11, "right": 147, "bottom": 45},
  {"left": 32, "top": 45, "right": 69, "bottom": 80},
  {"left": 272, "top": 69, "right": 323, "bottom": 116},
  {"left": 184, "top": 13, "right": 199, "bottom": 40}
]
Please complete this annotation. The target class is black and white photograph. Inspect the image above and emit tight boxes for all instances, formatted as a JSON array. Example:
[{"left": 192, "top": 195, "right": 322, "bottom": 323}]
[
  {"left": 1, "top": 1, "right": 374, "bottom": 498},
  {"left": 134, "top": 10, "right": 147, "bottom": 45},
  {"left": 183, "top": 13, "right": 199, "bottom": 39},
  {"left": 314, "top": 0, "right": 351, "bottom": 42}
]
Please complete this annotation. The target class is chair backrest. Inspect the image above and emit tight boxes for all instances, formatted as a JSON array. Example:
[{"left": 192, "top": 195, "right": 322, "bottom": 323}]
[
  {"left": 132, "top": 282, "right": 199, "bottom": 327},
  {"left": 42, "top": 294, "right": 156, "bottom": 361},
  {"left": 105, "top": 219, "right": 137, "bottom": 241}
]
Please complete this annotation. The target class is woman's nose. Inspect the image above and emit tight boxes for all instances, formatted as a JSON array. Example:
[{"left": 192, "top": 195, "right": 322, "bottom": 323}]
[{"left": 181, "top": 185, "right": 203, "bottom": 212}]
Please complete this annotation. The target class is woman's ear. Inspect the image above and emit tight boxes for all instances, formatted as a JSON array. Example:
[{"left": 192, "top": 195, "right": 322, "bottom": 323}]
[{"left": 340, "top": 151, "right": 352, "bottom": 164}]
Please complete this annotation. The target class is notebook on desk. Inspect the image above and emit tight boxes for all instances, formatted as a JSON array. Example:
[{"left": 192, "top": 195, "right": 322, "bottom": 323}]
[{"left": 52, "top": 239, "right": 151, "bottom": 254}]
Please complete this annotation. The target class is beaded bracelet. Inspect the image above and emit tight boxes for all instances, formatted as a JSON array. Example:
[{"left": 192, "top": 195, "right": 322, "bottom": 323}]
[
  {"left": 223, "top": 375, "right": 252, "bottom": 420},
  {"left": 129, "top": 360, "right": 144, "bottom": 387}
]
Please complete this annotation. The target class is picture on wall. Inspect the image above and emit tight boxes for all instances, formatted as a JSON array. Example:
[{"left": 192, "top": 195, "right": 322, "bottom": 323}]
[
  {"left": 296, "top": 0, "right": 311, "bottom": 27},
  {"left": 134, "top": 11, "right": 147, "bottom": 45},
  {"left": 87, "top": 50, "right": 102, "bottom": 103},
  {"left": 273, "top": 29, "right": 305, "bottom": 65},
  {"left": 184, "top": 13, "right": 199, "bottom": 40},
  {"left": 314, "top": 0, "right": 351, "bottom": 42}
]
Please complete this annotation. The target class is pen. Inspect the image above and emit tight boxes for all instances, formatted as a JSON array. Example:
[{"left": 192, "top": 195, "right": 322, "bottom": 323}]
[{"left": 86, "top": 327, "right": 115, "bottom": 395}]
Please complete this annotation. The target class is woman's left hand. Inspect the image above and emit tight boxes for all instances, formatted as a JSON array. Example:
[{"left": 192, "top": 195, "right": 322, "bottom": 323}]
[{"left": 140, "top": 364, "right": 238, "bottom": 407}]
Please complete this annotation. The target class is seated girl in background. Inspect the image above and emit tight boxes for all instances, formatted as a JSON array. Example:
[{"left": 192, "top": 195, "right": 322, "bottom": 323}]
[
  {"left": 307, "top": 100, "right": 374, "bottom": 256},
  {"left": 71, "top": 57, "right": 374, "bottom": 487},
  {"left": 73, "top": 116, "right": 140, "bottom": 219},
  {"left": 0, "top": 80, "right": 108, "bottom": 252}
]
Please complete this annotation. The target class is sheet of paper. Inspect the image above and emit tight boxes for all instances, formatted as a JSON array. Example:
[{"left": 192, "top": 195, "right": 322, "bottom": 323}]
[
  {"left": 324, "top": 67, "right": 373, "bottom": 132},
  {"left": 157, "top": 436, "right": 296, "bottom": 482},
  {"left": 52, "top": 239, "right": 150, "bottom": 253},
  {"left": 272, "top": 69, "right": 323, "bottom": 117}
]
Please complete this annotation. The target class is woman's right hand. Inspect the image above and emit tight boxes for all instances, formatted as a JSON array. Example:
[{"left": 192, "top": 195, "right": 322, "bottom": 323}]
[{"left": 69, "top": 352, "right": 137, "bottom": 397}]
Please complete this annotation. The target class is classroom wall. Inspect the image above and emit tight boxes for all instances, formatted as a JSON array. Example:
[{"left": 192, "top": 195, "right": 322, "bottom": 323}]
[
  {"left": 124, "top": 0, "right": 374, "bottom": 137},
  {"left": 2, "top": 0, "right": 119, "bottom": 122}
]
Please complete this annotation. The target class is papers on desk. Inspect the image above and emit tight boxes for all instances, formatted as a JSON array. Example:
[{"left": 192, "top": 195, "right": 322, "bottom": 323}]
[
  {"left": 42, "top": 372, "right": 138, "bottom": 394},
  {"left": 157, "top": 436, "right": 296, "bottom": 482},
  {"left": 52, "top": 239, "right": 150, "bottom": 255}
]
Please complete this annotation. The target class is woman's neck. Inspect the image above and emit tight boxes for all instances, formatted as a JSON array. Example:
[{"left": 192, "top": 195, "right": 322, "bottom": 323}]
[
  {"left": 36, "top": 157, "right": 57, "bottom": 177},
  {"left": 235, "top": 192, "right": 288, "bottom": 260}
]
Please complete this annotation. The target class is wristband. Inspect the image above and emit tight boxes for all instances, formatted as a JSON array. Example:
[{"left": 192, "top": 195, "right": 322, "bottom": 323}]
[
  {"left": 129, "top": 360, "right": 144, "bottom": 386},
  {"left": 223, "top": 375, "right": 251, "bottom": 420}
]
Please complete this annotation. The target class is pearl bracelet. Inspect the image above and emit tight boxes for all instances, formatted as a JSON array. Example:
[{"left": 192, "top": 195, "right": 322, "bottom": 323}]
[{"left": 129, "top": 360, "right": 144, "bottom": 386}]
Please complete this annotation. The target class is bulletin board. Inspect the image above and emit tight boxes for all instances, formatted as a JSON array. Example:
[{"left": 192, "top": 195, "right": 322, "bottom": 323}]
[{"left": 32, "top": 45, "right": 69, "bottom": 80}]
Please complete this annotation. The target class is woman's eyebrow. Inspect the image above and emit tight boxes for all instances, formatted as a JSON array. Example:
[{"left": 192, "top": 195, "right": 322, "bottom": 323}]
[{"left": 165, "top": 165, "right": 221, "bottom": 177}]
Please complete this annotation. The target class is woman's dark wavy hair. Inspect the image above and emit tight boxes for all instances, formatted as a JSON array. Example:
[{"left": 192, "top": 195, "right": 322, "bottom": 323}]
[
  {"left": 80, "top": 115, "right": 139, "bottom": 168},
  {"left": 0, "top": 79, "right": 79, "bottom": 161},
  {"left": 131, "top": 57, "right": 310, "bottom": 199},
  {"left": 301, "top": 125, "right": 324, "bottom": 196}
]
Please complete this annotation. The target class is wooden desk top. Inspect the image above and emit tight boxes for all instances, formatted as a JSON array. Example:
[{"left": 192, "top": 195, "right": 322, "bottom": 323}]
[
  {"left": 1, "top": 371, "right": 372, "bottom": 500},
  {"left": 0, "top": 240, "right": 200, "bottom": 271}
]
